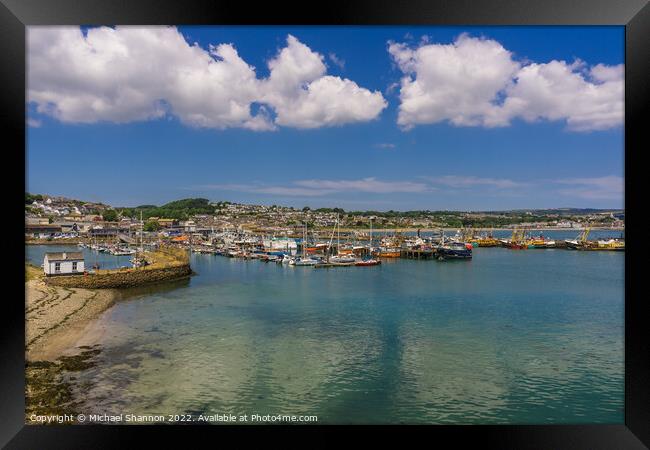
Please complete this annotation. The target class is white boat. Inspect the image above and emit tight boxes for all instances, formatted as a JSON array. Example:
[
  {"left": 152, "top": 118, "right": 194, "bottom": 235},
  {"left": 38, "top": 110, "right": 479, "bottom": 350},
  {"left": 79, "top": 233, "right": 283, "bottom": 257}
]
[
  {"left": 325, "top": 214, "right": 358, "bottom": 263},
  {"left": 112, "top": 249, "right": 136, "bottom": 256},
  {"left": 291, "top": 257, "right": 319, "bottom": 266},
  {"left": 288, "top": 224, "right": 319, "bottom": 266},
  {"left": 330, "top": 254, "right": 356, "bottom": 263},
  {"left": 280, "top": 254, "right": 293, "bottom": 264}
]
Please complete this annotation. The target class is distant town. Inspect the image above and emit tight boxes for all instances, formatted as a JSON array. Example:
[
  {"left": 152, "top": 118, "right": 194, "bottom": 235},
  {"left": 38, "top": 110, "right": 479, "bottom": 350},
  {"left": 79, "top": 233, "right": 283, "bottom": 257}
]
[{"left": 25, "top": 193, "right": 624, "bottom": 242}]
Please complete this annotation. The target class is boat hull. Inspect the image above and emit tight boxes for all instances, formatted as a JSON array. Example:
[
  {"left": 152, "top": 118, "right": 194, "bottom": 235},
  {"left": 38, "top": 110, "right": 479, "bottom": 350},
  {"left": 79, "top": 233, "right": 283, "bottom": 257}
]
[
  {"left": 355, "top": 259, "right": 381, "bottom": 266},
  {"left": 436, "top": 248, "right": 472, "bottom": 260}
]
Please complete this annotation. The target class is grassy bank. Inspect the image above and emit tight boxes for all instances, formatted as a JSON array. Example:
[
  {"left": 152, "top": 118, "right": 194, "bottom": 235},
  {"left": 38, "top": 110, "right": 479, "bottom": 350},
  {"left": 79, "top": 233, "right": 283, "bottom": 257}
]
[{"left": 26, "top": 262, "right": 42, "bottom": 282}]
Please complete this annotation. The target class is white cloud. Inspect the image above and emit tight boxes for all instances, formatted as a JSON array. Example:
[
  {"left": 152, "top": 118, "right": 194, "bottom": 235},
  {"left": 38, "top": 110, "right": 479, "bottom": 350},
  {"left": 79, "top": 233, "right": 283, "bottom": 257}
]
[
  {"left": 328, "top": 52, "right": 345, "bottom": 69},
  {"left": 27, "top": 118, "right": 42, "bottom": 128},
  {"left": 501, "top": 61, "right": 624, "bottom": 131},
  {"left": 261, "top": 36, "right": 386, "bottom": 128},
  {"left": 27, "top": 27, "right": 386, "bottom": 130},
  {"left": 590, "top": 63, "right": 624, "bottom": 83},
  {"left": 293, "top": 178, "right": 429, "bottom": 193},
  {"left": 430, "top": 175, "right": 525, "bottom": 189},
  {"left": 200, "top": 184, "right": 328, "bottom": 197},
  {"left": 389, "top": 34, "right": 623, "bottom": 131},
  {"left": 196, "top": 177, "right": 429, "bottom": 196},
  {"left": 374, "top": 143, "right": 396, "bottom": 149},
  {"left": 196, "top": 175, "right": 623, "bottom": 202},
  {"left": 388, "top": 34, "right": 520, "bottom": 129},
  {"left": 555, "top": 175, "right": 624, "bottom": 200}
]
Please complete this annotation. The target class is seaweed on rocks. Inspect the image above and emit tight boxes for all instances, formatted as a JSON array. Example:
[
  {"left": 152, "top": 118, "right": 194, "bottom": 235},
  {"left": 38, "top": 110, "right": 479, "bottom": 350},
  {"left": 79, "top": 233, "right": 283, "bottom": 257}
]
[{"left": 25, "top": 346, "right": 102, "bottom": 423}]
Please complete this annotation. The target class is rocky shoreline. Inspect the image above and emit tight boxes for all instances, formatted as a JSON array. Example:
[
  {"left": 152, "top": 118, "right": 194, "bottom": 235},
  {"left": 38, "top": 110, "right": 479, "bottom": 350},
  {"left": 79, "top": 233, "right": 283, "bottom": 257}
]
[
  {"left": 24, "top": 247, "right": 192, "bottom": 422},
  {"left": 25, "top": 265, "right": 115, "bottom": 423}
]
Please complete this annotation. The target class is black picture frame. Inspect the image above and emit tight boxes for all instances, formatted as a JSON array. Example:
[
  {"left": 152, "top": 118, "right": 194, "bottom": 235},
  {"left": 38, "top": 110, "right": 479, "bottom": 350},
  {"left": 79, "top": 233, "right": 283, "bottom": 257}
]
[{"left": 2, "top": 0, "right": 648, "bottom": 447}]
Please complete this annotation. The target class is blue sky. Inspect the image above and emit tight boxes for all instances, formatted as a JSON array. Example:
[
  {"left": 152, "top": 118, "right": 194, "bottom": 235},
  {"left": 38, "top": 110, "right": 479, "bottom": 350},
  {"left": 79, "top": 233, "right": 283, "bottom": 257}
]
[{"left": 27, "top": 26, "right": 624, "bottom": 210}]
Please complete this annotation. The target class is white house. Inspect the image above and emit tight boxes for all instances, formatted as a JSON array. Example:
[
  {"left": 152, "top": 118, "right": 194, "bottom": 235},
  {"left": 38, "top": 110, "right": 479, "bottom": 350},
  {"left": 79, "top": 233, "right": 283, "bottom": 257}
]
[{"left": 43, "top": 252, "right": 85, "bottom": 276}]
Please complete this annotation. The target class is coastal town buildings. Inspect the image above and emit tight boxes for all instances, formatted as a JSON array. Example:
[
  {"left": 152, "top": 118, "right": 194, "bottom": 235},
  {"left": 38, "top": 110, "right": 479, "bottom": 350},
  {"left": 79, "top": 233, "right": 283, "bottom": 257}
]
[{"left": 25, "top": 194, "right": 624, "bottom": 243}]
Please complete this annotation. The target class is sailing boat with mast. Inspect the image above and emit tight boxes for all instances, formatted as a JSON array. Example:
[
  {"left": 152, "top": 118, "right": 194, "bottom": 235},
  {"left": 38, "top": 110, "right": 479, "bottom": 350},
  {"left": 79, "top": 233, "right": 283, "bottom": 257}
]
[
  {"left": 356, "top": 218, "right": 381, "bottom": 266},
  {"left": 290, "top": 223, "right": 319, "bottom": 266},
  {"left": 131, "top": 211, "right": 148, "bottom": 267},
  {"left": 330, "top": 214, "right": 356, "bottom": 263}
]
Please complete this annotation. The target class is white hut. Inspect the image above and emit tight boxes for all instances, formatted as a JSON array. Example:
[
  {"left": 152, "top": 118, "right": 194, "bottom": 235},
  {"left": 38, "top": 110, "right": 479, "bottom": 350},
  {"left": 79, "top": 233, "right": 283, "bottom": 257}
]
[{"left": 43, "top": 252, "right": 85, "bottom": 276}]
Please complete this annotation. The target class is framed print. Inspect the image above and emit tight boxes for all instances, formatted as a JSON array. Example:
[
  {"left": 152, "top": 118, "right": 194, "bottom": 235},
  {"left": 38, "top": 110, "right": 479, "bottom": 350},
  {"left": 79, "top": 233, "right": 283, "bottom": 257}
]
[{"left": 2, "top": 0, "right": 648, "bottom": 447}]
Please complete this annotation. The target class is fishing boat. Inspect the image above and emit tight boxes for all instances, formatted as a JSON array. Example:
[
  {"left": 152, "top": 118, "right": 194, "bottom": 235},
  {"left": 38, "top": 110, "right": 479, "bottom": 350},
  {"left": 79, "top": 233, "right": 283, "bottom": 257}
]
[
  {"left": 565, "top": 227, "right": 592, "bottom": 250},
  {"left": 476, "top": 237, "right": 500, "bottom": 247},
  {"left": 377, "top": 248, "right": 401, "bottom": 258},
  {"left": 375, "top": 231, "right": 402, "bottom": 257},
  {"left": 436, "top": 241, "right": 472, "bottom": 260},
  {"left": 506, "top": 228, "right": 527, "bottom": 250},
  {"left": 525, "top": 233, "right": 556, "bottom": 249},
  {"left": 434, "top": 233, "right": 472, "bottom": 260},
  {"left": 508, "top": 242, "right": 527, "bottom": 250},
  {"left": 564, "top": 226, "right": 625, "bottom": 251},
  {"left": 459, "top": 227, "right": 480, "bottom": 247},
  {"left": 474, "top": 229, "right": 500, "bottom": 247},
  {"left": 577, "top": 238, "right": 625, "bottom": 251},
  {"left": 588, "top": 239, "right": 625, "bottom": 251}
]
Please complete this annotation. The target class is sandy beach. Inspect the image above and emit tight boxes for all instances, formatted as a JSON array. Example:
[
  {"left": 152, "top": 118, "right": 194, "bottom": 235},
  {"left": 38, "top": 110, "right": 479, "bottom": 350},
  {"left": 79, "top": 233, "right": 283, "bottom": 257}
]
[{"left": 25, "top": 268, "right": 116, "bottom": 362}]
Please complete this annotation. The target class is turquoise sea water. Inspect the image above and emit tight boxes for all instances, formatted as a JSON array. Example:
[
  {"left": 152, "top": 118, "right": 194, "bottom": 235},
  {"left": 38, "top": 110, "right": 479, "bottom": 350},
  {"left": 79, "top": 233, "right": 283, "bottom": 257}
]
[{"left": 26, "top": 232, "right": 624, "bottom": 424}]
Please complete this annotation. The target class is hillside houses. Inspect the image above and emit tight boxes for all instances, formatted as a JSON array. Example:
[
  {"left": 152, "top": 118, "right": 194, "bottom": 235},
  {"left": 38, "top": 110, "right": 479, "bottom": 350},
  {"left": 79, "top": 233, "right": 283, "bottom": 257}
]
[{"left": 25, "top": 194, "right": 625, "bottom": 240}]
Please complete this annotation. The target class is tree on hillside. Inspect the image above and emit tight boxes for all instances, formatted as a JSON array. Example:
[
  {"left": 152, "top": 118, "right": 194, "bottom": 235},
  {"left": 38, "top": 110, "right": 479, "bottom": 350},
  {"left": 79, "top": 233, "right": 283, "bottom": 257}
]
[
  {"left": 144, "top": 220, "right": 162, "bottom": 232},
  {"left": 25, "top": 192, "right": 43, "bottom": 204},
  {"left": 102, "top": 209, "right": 118, "bottom": 222}
]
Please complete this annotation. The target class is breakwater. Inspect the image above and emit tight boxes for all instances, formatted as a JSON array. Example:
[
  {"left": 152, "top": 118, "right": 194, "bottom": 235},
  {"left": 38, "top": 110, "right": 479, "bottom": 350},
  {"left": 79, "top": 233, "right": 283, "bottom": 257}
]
[
  {"left": 45, "top": 264, "right": 192, "bottom": 289},
  {"left": 45, "top": 247, "right": 192, "bottom": 289}
]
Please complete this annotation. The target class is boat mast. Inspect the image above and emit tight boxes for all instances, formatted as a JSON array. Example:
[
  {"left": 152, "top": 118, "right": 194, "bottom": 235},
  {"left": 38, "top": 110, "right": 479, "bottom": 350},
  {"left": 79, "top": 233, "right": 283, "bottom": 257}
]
[
  {"left": 337, "top": 213, "right": 340, "bottom": 256},
  {"left": 140, "top": 210, "right": 144, "bottom": 254},
  {"left": 327, "top": 216, "right": 337, "bottom": 262},
  {"left": 369, "top": 218, "right": 373, "bottom": 257}
]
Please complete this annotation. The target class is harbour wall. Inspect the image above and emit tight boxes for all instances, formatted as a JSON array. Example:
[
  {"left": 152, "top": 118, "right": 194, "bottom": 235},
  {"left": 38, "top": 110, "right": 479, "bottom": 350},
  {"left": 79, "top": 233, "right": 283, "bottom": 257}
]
[
  {"left": 45, "top": 263, "right": 192, "bottom": 289},
  {"left": 45, "top": 247, "right": 192, "bottom": 289}
]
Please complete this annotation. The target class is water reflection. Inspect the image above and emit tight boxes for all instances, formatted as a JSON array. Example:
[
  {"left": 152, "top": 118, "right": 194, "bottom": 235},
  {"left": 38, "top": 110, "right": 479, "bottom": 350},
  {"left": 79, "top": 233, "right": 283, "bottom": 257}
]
[{"left": 26, "top": 244, "right": 624, "bottom": 424}]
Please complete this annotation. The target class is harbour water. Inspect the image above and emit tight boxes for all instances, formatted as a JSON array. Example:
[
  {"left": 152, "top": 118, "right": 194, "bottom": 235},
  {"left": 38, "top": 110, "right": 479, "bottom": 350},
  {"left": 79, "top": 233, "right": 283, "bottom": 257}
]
[{"left": 26, "top": 231, "right": 624, "bottom": 424}]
